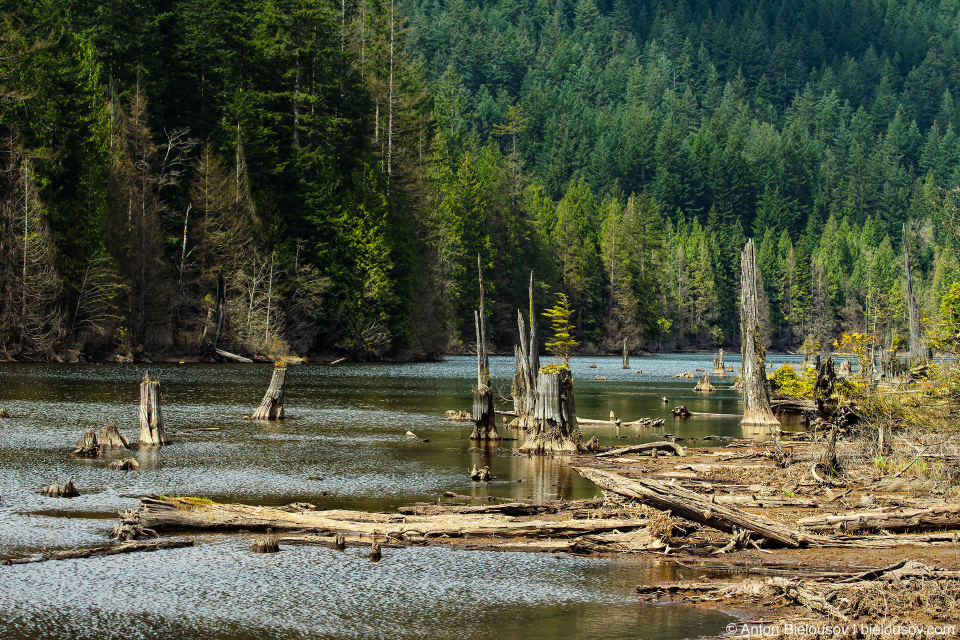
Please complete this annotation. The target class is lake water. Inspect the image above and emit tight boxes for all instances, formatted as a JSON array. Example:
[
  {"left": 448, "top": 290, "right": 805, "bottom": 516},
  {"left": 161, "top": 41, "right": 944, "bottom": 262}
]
[{"left": 0, "top": 353, "right": 797, "bottom": 638}]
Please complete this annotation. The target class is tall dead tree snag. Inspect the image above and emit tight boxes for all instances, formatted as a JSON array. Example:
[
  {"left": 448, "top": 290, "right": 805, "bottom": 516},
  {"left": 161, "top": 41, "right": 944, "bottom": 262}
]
[
  {"left": 713, "top": 349, "right": 726, "bottom": 376},
  {"left": 740, "top": 240, "right": 780, "bottom": 429},
  {"left": 519, "top": 291, "right": 582, "bottom": 454},
  {"left": 511, "top": 273, "right": 539, "bottom": 429},
  {"left": 252, "top": 362, "right": 286, "bottom": 420},
  {"left": 471, "top": 257, "right": 499, "bottom": 441},
  {"left": 139, "top": 373, "right": 169, "bottom": 446},
  {"left": 903, "top": 225, "right": 924, "bottom": 365},
  {"left": 622, "top": 339, "right": 630, "bottom": 369}
]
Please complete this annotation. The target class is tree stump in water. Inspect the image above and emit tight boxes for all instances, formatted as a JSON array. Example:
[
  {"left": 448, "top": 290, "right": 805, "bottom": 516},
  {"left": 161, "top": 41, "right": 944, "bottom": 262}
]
[
  {"left": 333, "top": 534, "right": 346, "bottom": 551},
  {"left": 622, "top": 339, "right": 630, "bottom": 369},
  {"left": 98, "top": 423, "right": 130, "bottom": 451},
  {"left": 739, "top": 240, "right": 780, "bottom": 429},
  {"left": 250, "top": 537, "right": 280, "bottom": 553},
  {"left": 107, "top": 458, "right": 140, "bottom": 471},
  {"left": 470, "top": 385, "right": 499, "bottom": 440},
  {"left": 693, "top": 372, "right": 716, "bottom": 393},
  {"left": 369, "top": 541, "right": 382, "bottom": 561},
  {"left": 42, "top": 478, "right": 80, "bottom": 498},
  {"left": 0, "top": 408, "right": 10, "bottom": 418},
  {"left": 712, "top": 349, "right": 726, "bottom": 376},
  {"left": 73, "top": 428, "right": 101, "bottom": 457},
  {"left": 519, "top": 368, "right": 582, "bottom": 454},
  {"left": 252, "top": 364, "right": 286, "bottom": 420},
  {"left": 139, "top": 373, "right": 169, "bottom": 446}
]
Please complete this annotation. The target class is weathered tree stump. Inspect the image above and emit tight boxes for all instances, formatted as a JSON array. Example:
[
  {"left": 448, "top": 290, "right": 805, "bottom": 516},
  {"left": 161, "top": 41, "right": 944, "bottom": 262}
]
[
  {"left": 511, "top": 274, "right": 540, "bottom": 430},
  {"left": 98, "top": 423, "right": 130, "bottom": 450},
  {"left": 369, "top": 541, "right": 382, "bottom": 561},
  {"left": 693, "top": 372, "right": 716, "bottom": 393},
  {"left": 712, "top": 349, "right": 726, "bottom": 376},
  {"left": 740, "top": 240, "right": 780, "bottom": 428},
  {"left": 672, "top": 405, "right": 692, "bottom": 418},
  {"left": 470, "top": 260, "right": 500, "bottom": 441},
  {"left": 519, "top": 369, "right": 582, "bottom": 454},
  {"left": 252, "top": 363, "right": 286, "bottom": 420},
  {"left": 250, "top": 537, "right": 280, "bottom": 553},
  {"left": 73, "top": 428, "right": 100, "bottom": 457},
  {"left": 622, "top": 338, "right": 630, "bottom": 369},
  {"left": 0, "top": 408, "right": 10, "bottom": 418},
  {"left": 903, "top": 224, "right": 925, "bottom": 366},
  {"left": 333, "top": 534, "right": 346, "bottom": 551},
  {"left": 837, "top": 359, "right": 852, "bottom": 377},
  {"left": 107, "top": 458, "right": 140, "bottom": 471},
  {"left": 139, "top": 373, "right": 169, "bottom": 446},
  {"left": 42, "top": 478, "right": 80, "bottom": 498}
]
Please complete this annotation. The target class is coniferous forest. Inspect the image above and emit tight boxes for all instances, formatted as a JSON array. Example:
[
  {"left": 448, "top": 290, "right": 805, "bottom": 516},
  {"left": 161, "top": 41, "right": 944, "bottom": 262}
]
[{"left": 2, "top": 0, "right": 960, "bottom": 360}]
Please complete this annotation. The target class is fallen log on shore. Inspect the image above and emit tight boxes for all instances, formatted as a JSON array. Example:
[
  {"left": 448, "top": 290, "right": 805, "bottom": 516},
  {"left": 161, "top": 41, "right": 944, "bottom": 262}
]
[
  {"left": 1, "top": 539, "right": 194, "bottom": 565},
  {"left": 798, "top": 504, "right": 960, "bottom": 534},
  {"left": 576, "top": 467, "right": 832, "bottom": 547},
  {"left": 117, "top": 496, "right": 648, "bottom": 540},
  {"left": 596, "top": 441, "right": 685, "bottom": 458}
]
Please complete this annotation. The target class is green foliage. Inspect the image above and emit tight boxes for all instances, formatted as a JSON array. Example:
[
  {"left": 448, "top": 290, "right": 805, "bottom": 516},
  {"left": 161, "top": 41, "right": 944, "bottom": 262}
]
[
  {"left": 543, "top": 292, "right": 578, "bottom": 364},
  {"left": 931, "top": 283, "right": 960, "bottom": 354},
  {"left": 768, "top": 364, "right": 816, "bottom": 399}
]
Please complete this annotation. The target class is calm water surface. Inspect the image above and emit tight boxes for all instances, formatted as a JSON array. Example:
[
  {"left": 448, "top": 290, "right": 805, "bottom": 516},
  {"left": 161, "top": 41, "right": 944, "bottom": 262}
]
[{"left": 0, "top": 354, "right": 790, "bottom": 638}]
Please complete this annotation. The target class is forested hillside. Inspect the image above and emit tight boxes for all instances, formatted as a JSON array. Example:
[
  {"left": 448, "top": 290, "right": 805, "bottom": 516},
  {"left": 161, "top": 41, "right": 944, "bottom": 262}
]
[{"left": 1, "top": 0, "right": 959, "bottom": 360}]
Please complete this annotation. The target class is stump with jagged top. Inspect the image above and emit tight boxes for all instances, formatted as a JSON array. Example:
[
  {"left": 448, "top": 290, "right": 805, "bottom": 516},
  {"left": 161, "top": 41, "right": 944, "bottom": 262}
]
[
  {"left": 139, "top": 373, "right": 169, "bottom": 446},
  {"left": 519, "top": 366, "right": 582, "bottom": 454},
  {"left": 252, "top": 362, "right": 286, "bottom": 420},
  {"left": 739, "top": 240, "right": 780, "bottom": 429}
]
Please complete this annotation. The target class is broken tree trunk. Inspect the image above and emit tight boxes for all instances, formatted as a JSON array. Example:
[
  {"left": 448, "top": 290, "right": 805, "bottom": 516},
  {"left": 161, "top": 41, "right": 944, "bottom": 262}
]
[
  {"left": 740, "top": 240, "right": 780, "bottom": 428},
  {"left": 139, "top": 373, "right": 169, "bottom": 446},
  {"left": 622, "top": 339, "right": 630, "bottom": 369},
  {"left": 252, "top": 363, "right": 286, "bottom": 420},
  {"left": 798, "top": 504, "right": 960, "bottom": 534},
  {"left": 712, "top": 349, "right": 726, "bottom": 376},
  {"left": 98, "top": 423, "right": 130, "bottom": 451},
  {"left": 903, "top": 224, "right": 924, "bottom": 366},
  {"left": 511, "top": 292, "right": 539, "bottom": 430},
  {"left": 519, "top": 368, "right": 582, "bottom": 454},
  {"left": 693, "top": 372, "right": 716, "bottom": 392},
  {"left": 41, "top": 478, "right": 80, "bottom": 498},
  {"left": 576, "top": 467, "right": 829, "bottom": 547},
  {"left": 470, "top": 258, "right": 499, "bottom": 441},
  {"left": 72, "top": 428, "right": 100, "bottom": 457}
]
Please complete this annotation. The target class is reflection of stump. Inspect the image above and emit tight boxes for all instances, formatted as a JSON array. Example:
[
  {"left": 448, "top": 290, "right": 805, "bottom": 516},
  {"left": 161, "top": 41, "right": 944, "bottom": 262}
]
[
  {"left": 252, "top": 365, "right": 286, "bottom": 420},
  {"left": 139, "top": 373, "right": 169, "bottom": 446},
  {"left": 470, "top": 385, "right": 500, "bottom": 440},
  {"left": 519, "top": 369, "right": 582, "bottom": 454}
]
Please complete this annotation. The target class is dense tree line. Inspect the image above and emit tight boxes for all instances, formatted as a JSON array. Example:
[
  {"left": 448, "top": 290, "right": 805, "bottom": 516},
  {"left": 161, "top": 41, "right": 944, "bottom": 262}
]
[{"left": 0, "top": 0, "right": 958, "bottom": 360}]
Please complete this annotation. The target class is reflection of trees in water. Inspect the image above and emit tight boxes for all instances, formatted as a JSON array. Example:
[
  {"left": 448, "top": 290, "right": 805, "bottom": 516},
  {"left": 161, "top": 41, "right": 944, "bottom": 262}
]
[
  {"left": 510, "top": 453, "right": 575, "bottom": 502},
  {"left": 740, "top": 423, "right": 774, "bottom": 441}
]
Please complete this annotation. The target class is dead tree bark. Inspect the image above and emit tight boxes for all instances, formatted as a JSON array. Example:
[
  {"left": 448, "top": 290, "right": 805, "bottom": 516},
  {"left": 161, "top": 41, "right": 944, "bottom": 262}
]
[
  {"left": 712, "top": 348, "right": 726, "bottom": 376},
  {"left": 139, "top": 373, "right": 169, "bottom": 446},
  {"left": 740, "top": 240, "right": 780, "bottom": 428},
  {"left": 252, "top": 363, "right": 286, "bottom": 420},
  {"left": 519, "top": 368, "right": 581, "bottom": 454},
  {"left": 903, "top": 224, "right": 924, "bottom": 365},
  {"left": 470, "top": 256, "right": 499, "bottom": 440},
  {"left": 799, "top": 505, "right": 960, "bottom": 534},
  {"left": 622, "top": 338, "right": 630, "bottom": 369}
]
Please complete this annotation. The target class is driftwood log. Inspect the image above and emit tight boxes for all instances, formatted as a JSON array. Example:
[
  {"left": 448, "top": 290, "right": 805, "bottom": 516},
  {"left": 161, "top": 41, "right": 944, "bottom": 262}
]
[
  {"left": 117, "top": 496, "right": 646, "bottom": 539},
  {"left": 139, "top": 373, "right": 169, "bottom": 446},
  {"left": 798, "top": 504, "right": 960, "bottom": 534},
  {"left": 213, "top": 347, "right": 253, "bottom": 363},
  {"left": 596, "top": 441, "right": 685, "bottom": 458},
  {"left": 740, "top": 240, "right": 780, "bottom": 428},
  {"left": 576, "top": 467, "right": 830, "bottom": 547},
  {"left": 252, "top": 363, "right": 286, "bottom": 420},
  {"left": 1, "top": 539, "right": 194, "bottom": 565},
  {"left": 577, "top": 417, "right": 664, "bottom": 428}
]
